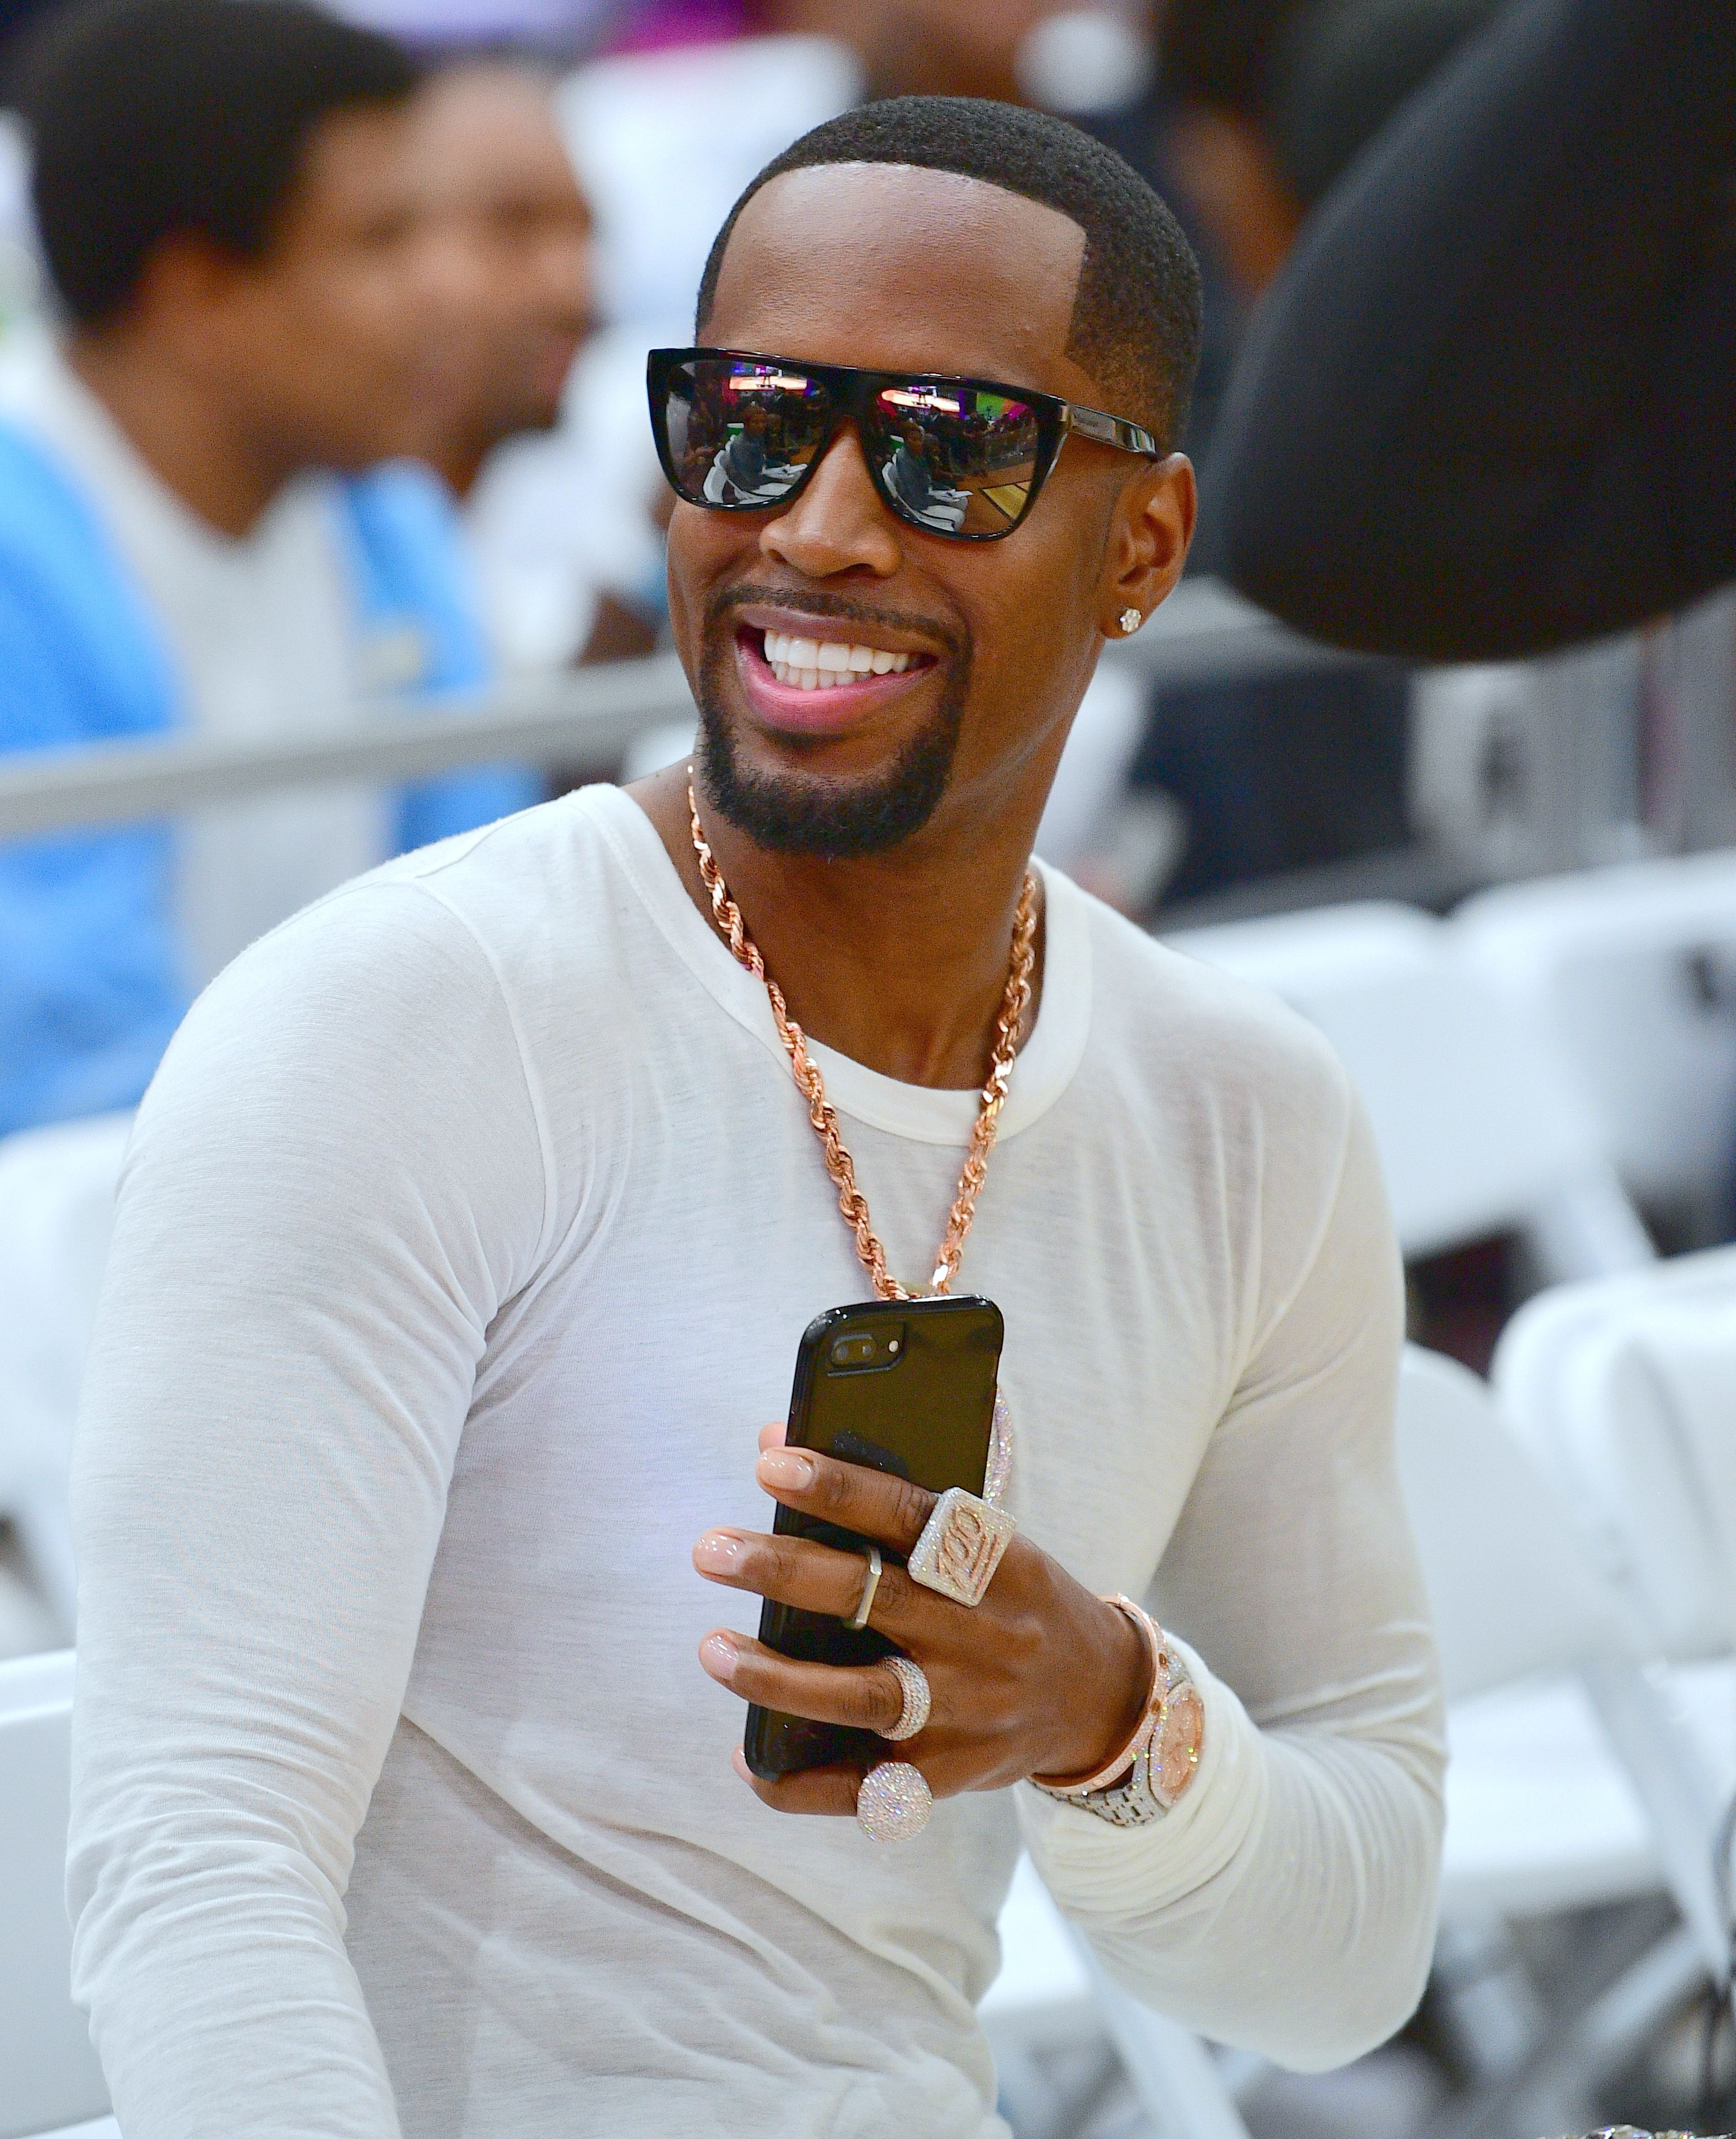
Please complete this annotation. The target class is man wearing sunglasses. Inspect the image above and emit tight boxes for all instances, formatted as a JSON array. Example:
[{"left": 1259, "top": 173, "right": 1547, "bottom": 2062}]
[{"left": 69, "top": 94, "right": 1443, "bottom": 2138}]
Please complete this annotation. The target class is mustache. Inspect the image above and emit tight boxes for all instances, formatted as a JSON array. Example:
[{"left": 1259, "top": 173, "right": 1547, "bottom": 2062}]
[{"left": 705, "top": 580, "right": 967, "bottom": 664}]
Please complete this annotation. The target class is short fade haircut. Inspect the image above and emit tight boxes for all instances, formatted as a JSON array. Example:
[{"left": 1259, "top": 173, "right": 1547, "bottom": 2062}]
[
  {"left": 694, "top": 96, "right": 1202, "bottom": 446},
  {"left": 13, "top": 0, "right": 420, "bottom": 330}
]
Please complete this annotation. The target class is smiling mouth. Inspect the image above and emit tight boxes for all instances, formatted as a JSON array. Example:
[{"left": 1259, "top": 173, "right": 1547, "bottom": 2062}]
[{"left": 754, "top": 625, "right": 933, "bottom": 691}]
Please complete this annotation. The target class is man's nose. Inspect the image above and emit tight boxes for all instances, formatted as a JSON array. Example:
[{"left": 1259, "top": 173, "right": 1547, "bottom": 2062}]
[{"left": 759, "top": 424, "right": 902, "bottom": 580}]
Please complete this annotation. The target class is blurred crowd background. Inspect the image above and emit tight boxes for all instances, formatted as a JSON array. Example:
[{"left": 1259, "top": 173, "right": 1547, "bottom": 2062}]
[{"left": 2, "top": 3, "right": 1735, "bottom": 2137}]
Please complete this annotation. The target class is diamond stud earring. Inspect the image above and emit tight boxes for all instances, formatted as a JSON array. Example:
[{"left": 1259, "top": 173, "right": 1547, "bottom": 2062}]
[{"left": 1118, "top": 608, "right": 1142, "bottom": 635}]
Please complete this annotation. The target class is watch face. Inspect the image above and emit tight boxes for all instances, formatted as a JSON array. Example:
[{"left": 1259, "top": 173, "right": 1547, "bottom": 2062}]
[{"left": 1153, "top": 1684, "right": 1205, "bottom": 1807}]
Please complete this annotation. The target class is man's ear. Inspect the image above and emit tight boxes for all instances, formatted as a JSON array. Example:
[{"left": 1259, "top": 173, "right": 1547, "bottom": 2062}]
[{"left": 1098, "top": 453, "right": 1196, "bottom": 640}]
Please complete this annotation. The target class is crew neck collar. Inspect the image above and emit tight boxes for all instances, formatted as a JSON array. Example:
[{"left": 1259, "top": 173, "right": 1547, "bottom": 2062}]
[{"left": 584, "top": 783, "right": 1091, "bottom": 1146}]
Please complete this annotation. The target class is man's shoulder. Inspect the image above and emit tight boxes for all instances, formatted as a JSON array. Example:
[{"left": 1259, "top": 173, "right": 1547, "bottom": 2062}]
[
  {"left": 1069, "top": 880, "right": 1353, "bottom": 1127},
  {"left": 225, "top": 789, "right": 620, "bottom": 993}
]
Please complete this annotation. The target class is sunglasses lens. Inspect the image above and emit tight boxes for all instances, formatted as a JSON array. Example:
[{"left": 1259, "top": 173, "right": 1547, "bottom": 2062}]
[
  {"left": 660, "top": 356, "right": 833, "bottom": 509},
  {"left": 872, "top": 382, "right": 1045, "bottom": 538}
]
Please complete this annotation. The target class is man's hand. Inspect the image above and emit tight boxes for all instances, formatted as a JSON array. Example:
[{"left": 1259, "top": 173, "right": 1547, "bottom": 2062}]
[{"left": 692, "top": 1426, "right": 1153, "bottom": 1816}]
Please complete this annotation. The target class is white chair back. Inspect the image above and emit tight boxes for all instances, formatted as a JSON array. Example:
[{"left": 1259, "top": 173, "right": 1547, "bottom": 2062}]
[
  {"left": 0, "top": 1113, "right": 132, "bottom": 1636},
  {"left": 1164, "top": 903, "right": 1651, "bottom": 1273},
  {"left": 1392, "top": 1345, "right": 1626, "bottom": 1703},
  {"left": 0, "top": 1649, "right": 109, "bottom": 2139},
  {"left": 1456, "top": 849, "right": 1736, "bottom": 1216},
  {"left": 1493, "top": 1256, "right": 1736, "bottom": 1974},
  {"left": 1494, "top": 1244, "right": 1736, "bottom": 1661}
]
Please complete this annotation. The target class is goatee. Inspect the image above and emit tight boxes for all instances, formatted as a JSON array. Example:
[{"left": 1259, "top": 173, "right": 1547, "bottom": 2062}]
[{"left": 695, "top": 610, "right": 970, "bottom": 860}]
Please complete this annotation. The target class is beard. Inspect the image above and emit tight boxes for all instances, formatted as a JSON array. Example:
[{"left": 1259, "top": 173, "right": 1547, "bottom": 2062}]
[{"left": 694, "top": 598, "right": 971, "bottom": 860}]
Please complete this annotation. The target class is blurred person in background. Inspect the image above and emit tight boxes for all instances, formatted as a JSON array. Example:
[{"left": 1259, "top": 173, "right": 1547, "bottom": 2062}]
[
  {"left": 409, "top": 55, "right": 667, "bottom": 669},
  {"left": 0, "top": 0, "right": 537, "bottom": 1141},
  {"left": 411, "top": 60, "right": 596, "bottom": 507},
  {"left": 1204, "top": 0, "right": 1736, "bottom": 662}
]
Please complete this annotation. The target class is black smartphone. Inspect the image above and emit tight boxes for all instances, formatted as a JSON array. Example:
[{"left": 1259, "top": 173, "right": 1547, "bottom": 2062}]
[{"left": 742, "top": 1294, "right": 1004, "bottom": 1780}]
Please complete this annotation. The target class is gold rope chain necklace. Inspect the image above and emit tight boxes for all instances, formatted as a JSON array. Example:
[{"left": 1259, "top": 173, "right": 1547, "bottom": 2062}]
[{"left": 687, "top": 776, "right": 1038, "bottom": 1300}]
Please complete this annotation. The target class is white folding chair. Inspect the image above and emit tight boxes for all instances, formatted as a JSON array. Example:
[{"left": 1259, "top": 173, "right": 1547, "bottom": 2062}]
[
  {"left": 1456, "top": 850, "right": 1736, "bottom": 1233},
  {"left": 1397, "top": 1341, "right": 1733, "bottom": 1939},
  {"left": 1494, "top": 1247, "right": 1736, "bottom": 1659},
  {"left": 0, "top": 1649, "right": 111, "bottom": 2139},
  {"left": 1495, "top": 1248, "right": 1736, "bottom": 1974},
  {"left": 1395, "top": 1344, "right": 1733, "bottom": 2133},
  {"left": 1164, "top": 903, "right": 1653, "bottom": 1278},
  {"left": 0, "top": 1113, "right": 132, "bottom": 1641}
]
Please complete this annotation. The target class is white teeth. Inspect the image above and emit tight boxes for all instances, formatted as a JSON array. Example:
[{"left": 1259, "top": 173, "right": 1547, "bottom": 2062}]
[{"left": 762, "top": 628, "right": 914, "bottom": 681}]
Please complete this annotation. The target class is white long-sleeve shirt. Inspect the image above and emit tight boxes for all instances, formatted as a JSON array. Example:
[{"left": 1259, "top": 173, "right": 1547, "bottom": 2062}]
[{"left": 68, "top": 784, "right": 1445, "bottom": 2139}]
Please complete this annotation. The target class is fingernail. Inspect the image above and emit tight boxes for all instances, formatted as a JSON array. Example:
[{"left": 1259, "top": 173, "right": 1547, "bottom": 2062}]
[
  {"left": 694, "top": 1531, "right": 746, "bottom": 1572},
  {"left": 758, "top": 1448, "right": 814, "bottom": 1490},
  {"left": 732, "top": 1747, "right": 754, "bottom": 1783},
  {"left": 700, "top": 1632, "right": 739, "bottom": 1682}
]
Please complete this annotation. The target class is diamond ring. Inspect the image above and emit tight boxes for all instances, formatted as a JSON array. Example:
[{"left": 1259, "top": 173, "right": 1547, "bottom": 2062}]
[
  {"left": 908, "top": 1488, "right": 1016, "bottom": 1608},
  {"left": 856, "top": 1760, "right": 932, "bottom": 1842},
  {"left": 882, "top": 1655, "right": 932, "bottom": 1742}
]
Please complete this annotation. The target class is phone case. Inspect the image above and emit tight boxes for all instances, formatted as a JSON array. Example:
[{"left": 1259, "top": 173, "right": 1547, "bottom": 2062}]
[{"left": 743, "top": 1294, "right": 1004, "bottom": 1779}]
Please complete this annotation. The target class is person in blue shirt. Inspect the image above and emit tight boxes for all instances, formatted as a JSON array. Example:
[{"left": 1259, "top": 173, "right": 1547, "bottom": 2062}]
[{"left": 0, "top": 0, "right": 539, "bottom": 1139}]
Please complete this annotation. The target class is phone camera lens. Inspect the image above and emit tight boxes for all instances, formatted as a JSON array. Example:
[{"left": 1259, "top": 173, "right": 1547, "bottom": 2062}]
[{"left": 828, "top": 1324, "right": 907, "bottom": 1371}]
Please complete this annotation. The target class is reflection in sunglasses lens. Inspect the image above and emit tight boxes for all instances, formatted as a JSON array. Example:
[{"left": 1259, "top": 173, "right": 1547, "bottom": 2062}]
[
  {"left": 873, "top": 384, "right": 1041, "bottom": 537},
  {"left": 666, "top": 359, "right": 833, "bottom": 508},
  {"left": 660, "top": 359, "right": 1047, "bottom": 536}
]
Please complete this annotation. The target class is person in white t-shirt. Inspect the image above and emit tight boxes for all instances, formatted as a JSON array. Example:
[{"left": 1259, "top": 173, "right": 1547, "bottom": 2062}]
[{"left": 69, "top": 92, "right": 1445, "bottom": 2139}]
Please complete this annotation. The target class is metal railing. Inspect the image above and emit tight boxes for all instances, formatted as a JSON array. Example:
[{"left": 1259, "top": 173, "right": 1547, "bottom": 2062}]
[{"left": 0, "top": 580, "right": 1381, "bottom": 840}]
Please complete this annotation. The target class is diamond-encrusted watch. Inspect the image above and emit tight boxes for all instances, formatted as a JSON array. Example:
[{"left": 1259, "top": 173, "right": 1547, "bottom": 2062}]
[{"left": 1029, "top": 1596, "right": 1204, "bottom": 1827}]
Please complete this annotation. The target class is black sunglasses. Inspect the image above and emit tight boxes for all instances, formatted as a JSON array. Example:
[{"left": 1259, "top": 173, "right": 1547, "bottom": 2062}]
[{"left": 647, "top": 347, "right": 1159, "bottom": 543}]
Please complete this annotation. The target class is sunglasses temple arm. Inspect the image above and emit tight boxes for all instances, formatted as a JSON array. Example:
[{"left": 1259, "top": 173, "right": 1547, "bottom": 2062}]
[{"left": 1065, "top": 405, "right": 1160, "bottom": 456}]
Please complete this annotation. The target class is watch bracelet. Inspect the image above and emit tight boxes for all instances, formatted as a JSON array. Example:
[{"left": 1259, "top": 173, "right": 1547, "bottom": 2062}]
[
  {"left": 1031, "top": 1731, "right": 1169, "bottom": 1825},
  {"left": 1030, "top": 1658, "right": 1203, "bottom": 1827}
]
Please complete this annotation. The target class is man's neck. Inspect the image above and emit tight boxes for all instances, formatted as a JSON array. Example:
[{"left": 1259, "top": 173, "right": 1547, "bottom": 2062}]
[
  {"left": 632, "top": 762, "right": 1045, "bottom": 1091},
  {"left": 67, "top": 332, "right": 292, "bottom": 538}
]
